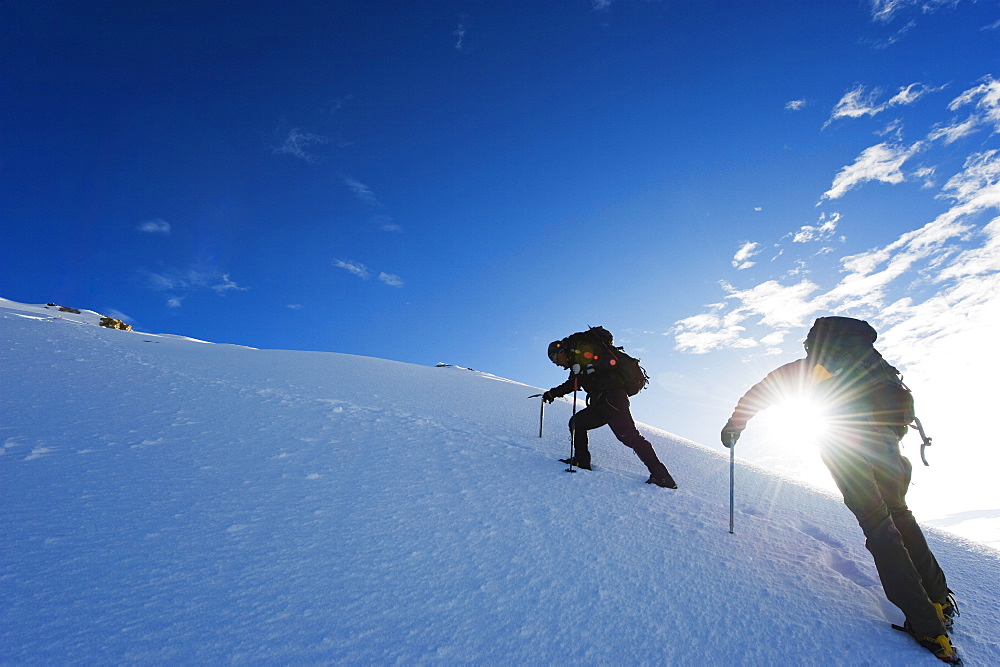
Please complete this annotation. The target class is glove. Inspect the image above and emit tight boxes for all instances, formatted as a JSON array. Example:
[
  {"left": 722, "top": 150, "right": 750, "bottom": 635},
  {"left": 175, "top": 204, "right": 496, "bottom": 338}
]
[
  {"left": 721, "top": 419, "right": 744, "bottom": 448},
  {"left": 542, "top": 391, "right": 556, "bottom": 404}
]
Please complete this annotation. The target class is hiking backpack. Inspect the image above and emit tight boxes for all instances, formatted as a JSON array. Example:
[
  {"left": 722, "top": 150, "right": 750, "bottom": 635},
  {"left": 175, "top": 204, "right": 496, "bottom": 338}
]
[
  {"left": 561, "top": 326, "right": 650, "bottom": 397},
  {"left": 805, "top": 316, "right": 934, "bottom": 464}
]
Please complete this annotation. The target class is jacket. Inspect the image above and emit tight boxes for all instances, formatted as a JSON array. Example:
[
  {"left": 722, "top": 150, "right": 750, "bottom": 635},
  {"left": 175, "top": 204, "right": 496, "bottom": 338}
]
[
  {"left": 728, "top": 356, "right": 910, "bottom": 439},
  {"left": 548, "top": 340, "right": 627, "bottom": 399}
]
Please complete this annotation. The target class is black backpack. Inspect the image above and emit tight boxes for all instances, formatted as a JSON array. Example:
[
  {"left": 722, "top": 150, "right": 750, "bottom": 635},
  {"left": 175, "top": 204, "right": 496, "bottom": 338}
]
[
  {"left": 563, "top": 326, "right": 650, "bottom": 397},
  {"left": 805, "top": 316, "right": 934, "bottom": 464},
  {"left": 866, "top": 357, "right": 916, "bottom": 438}
]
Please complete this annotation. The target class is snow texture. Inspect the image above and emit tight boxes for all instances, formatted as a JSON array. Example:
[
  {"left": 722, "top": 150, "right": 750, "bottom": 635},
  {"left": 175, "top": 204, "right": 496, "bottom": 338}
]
[{"left": 2, "top": 297, "right": 998, "bottom": 664}]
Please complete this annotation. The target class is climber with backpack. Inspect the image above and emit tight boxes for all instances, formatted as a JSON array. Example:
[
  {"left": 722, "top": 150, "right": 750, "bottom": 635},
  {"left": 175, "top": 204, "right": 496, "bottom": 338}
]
[
  {"left": 543, "top": 326, "right": 677, "bottom": 489},
  {"left": 720, "top": 316, "right": 960, "bottom": 663}
]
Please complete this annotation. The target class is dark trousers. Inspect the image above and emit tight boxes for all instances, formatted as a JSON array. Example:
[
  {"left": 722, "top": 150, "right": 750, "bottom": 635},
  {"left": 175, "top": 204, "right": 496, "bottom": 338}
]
[
  {"left": 569, "top": 389, "right": 670, "bottom": 478},
  {"left": 821, "top": 429, "right": 949, "bottom": 637}
]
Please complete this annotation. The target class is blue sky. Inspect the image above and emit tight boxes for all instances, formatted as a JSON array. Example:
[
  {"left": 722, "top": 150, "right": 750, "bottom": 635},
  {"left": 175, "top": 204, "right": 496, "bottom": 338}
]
[{"left": 3, "top": 1, "right": 999, "bottom": 522}]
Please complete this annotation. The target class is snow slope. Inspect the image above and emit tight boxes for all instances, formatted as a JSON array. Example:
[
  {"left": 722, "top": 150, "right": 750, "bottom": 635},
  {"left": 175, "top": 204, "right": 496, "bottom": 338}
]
[{"left": 2, "top": 297, "right": 998, "bottom": 665}]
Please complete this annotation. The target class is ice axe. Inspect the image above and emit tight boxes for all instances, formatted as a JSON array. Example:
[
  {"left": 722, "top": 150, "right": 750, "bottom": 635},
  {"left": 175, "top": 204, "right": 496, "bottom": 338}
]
[{"left": 912, "top": 416, "right": 933, "bottom": 466}]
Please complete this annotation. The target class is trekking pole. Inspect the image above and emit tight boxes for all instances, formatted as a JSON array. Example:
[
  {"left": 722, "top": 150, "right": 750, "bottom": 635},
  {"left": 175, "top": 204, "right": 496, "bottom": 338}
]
[
  {"left": 528, "top": 394, "right": 545, "bottom": 438},
  {"left": 539, "top": 395, "right": 545, "bottom": 438},
  {"left": 566, "top": 382, "right": 578, "bottom": 473},
  {"left": 729, "top": 432, "right": 736, "bottom": 534}
]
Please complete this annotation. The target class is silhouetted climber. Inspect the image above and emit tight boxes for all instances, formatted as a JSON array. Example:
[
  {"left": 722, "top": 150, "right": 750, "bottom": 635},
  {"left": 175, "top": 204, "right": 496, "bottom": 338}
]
[
  {"left": 544, "top": 326, "right": 677, "bottom": 488},
  {"left": 722, "top": 317, "right": 959, "bottom": 663}
]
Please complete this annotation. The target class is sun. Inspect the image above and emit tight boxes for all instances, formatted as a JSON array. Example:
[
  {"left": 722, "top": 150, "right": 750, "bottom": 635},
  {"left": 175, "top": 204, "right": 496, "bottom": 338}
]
[{"left": 759, "top": 397, "right": 830, "bottom": 450}]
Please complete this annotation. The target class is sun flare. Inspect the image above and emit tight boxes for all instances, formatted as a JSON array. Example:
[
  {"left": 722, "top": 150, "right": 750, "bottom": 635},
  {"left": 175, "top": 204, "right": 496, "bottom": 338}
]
[{"left": 760, "top": 398, "right": 830, "bottom": 450}]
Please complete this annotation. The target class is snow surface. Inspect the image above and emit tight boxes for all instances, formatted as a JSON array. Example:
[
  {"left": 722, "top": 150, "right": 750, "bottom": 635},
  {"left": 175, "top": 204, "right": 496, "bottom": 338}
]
[{"left": 2, "top": 297, "right": 998, "bottom": 665}]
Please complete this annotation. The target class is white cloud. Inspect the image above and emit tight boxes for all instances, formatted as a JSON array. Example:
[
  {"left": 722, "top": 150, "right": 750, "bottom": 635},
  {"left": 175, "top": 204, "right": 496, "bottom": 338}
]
[
  {"left": 936, "top": 216, "right": 1000, "bottom": 280},
  {"left": 725, "top": 279, "right": 822, "bottom": 329},
  {"left": 790, "top": 212, "right": 841, "bottom": 243},
  {"left": 868, "top": 0, "right": 961, "bottom": 24},
  {"left": 375, "top": 215, "right": 402, "bottom": 233},
  {"left": 345, "top": 178, "right": 381, "bottom": 207},
  {"left": 274, "top": 128, "right": 330, "bottom": 163},
  {"left": 948, "top": 75, "right": 1000, "bottom": 133},
  {"left": 887, "top": 82, "right": 931, "bottom": 107},
  {"left": 143, "top": 267, "right": 247, "bottom": 306},
  {"left": 828, "top": 85, "right": 883, "bottom": 121},
  {"left": 345, "top": 179, "right": 404, "bottom": 232},
  {"left": 378, "top": 272, "right": 404, "bottom": 287},
  {"left": 732, "top": 241, "right": 762, "bottom": 270},
  {"left": 675, "top": 149, "right": 1000, "bottom": 356},
  {"left": 869, "top": 0, "right": 907, "bottom": 23},
  {"left": 287, "top": 304, "right": 303, "bottom": 310},
  {"left": 212, "top": 274, "right": 248, "bottom": 295},
  {"left": 937, "top": 149, "right": 1000, "bottom": 209},
  {"left": 137, "top": 218, "right": 171, "bottom": 234},
  {"left": 672, "top": 280, "right": 822, "bottom": 354},
  {"left": 333, "top": 259, "right": 370, "bottom": 280},
  {"left": 785, "top": 99, "right": 807, "bottom": 111},
  {"left": 821, "top": 141, "right": 923, "bottom": 200},
  {"left": 334, "top": 260, "right": 404, "bottom": 288},
  {"left": 913, "top": 166, "right": 937, "bottom": 188},
  {"left": 592, "top": 0, "right": 612, "bottom": 10},
  {"left": 869, "top": 19, "right": 916, "bottom": 49},
  {"left": 877, "top": 119, "right": 905, "bottom": 140},
  {"left": 928, "top": 117, "right": 979, "bottom": 145},
  {"left": 454, "top": 16, "right": 467, "bottom": 50},
  {"left": 826, "top": 83, "right": 939, "bottom": 126},
  {"left": 672, "top": 311, "right": 757, "bottom": 355}
]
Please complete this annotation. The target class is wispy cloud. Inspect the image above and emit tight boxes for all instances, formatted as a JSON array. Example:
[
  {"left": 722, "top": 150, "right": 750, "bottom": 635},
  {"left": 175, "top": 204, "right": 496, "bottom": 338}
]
[
  {"left": 274, "top": 128, "right": 330, "bottom": 163},
  {"left": 826, "top": 83, "right": 940, "bottom": 126},
  {"left": 374, "top": 214, "right": 402, "bottom": 233},
  {"left": 868, "top": 0, "right": 961, "bottom": 24},
  {"left": 949, "top": 75, "right": 1000, "bottom": 132},
  {"left": 785, "top": 99, "right": 807, "bottom": 111},
  {"left": 673, "top": 150, "right": 1000, "bottom": 357},
  {"left": 821, "top": 141, "right": 923, "bottom": 200},
  {"left": 820, "top": 78, "right": 1000, "bottom": 201},
  {"left": 211, "top": 274, "right": 246, "bottom": 295},
  {"left": 869, "top": 0, "right": 908, "bottom": 23},
  {"left": 344, "top": 177, "right": 403, "bottom": 233},
  {"left": 137, "top": 218, "right": 171, "bottom": 234},
  {"left": 827, "top": 85, "right": 884, "bottom": 121},
  {"left": 344, "top": 178, "right": 382, "bottom": 207},
  {"left": 928, "top": 117, "right": 979, "bottom": 145},
  {"left": 674, "top": 74, "right": 1000, "bottom": 357},
  {"left": 788, "top": 213, "right": 841, "bottom": 243},
  {"left": 732, "top": 242, "right": 762, "bottom": 270},
  {"left": 672, "top": 309, "right": 759, "bottom": 355},
  {"left": 334, "top": 259, "right": 404, "bottom": 287},
  {"left": 333, "top": 259, "right": 370, "bottom": 280},
  {"left": 142, "top": 266, "right": 248, "bottom": 307},
  {"left": 378, "top": 272, "right": 404, "bottom": 287},
  {"left": 454, "top": 15, "right": 468, "bottom": 50}
]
